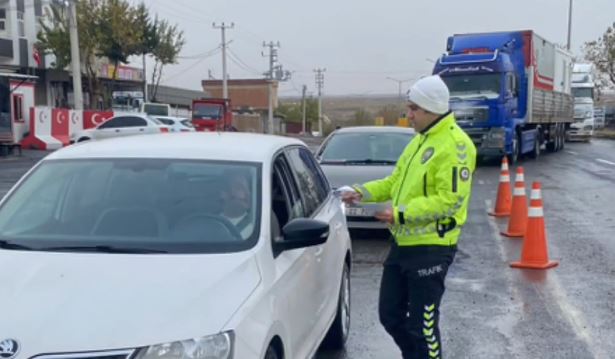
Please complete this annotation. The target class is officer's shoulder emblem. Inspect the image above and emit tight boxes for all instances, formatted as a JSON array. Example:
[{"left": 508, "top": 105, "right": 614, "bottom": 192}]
[
  {"left": 460, "top": 167, "right": 471, "bottom": 181},
  {"left": 421, "top": 147, "right": 435, "bottom": 164}
]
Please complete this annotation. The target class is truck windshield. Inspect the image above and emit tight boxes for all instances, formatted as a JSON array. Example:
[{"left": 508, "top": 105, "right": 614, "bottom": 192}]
[
  {"left": 193, "top": 103, "right": 223, "bottom": 119},
  {"left": 572, "top": 88, "right": 593, "bottom": 99},
  {"left": 442, "top": 74, "right": 501, "bottom": 97},
  {"left": 143, "top": 104, "right": 169, "bottom": 116}
]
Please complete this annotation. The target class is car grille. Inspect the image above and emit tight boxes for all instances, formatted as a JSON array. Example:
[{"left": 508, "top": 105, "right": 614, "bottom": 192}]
[{"left": 30, "top": 350, "right": 135, "bottom": 359}]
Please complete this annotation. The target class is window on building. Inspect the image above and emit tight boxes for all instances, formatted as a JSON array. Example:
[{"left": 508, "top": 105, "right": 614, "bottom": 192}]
[
  {"left": 17, "top": 11, "right": 25, "bottom": 38},
  {"left": 0, "top": 8, "right": 7, "bottom": 34},
  {"left": 12, "top": 95, "right": 24, "bottom": 123}
]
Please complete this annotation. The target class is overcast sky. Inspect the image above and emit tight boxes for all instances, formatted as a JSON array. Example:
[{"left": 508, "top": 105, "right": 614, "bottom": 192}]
[{"left": 128, "top": 0, "right": 614, "bottom": 97}]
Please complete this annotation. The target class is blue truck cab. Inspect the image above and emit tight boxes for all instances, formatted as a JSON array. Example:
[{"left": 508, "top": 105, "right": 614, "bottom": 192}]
[{"left": 433, "top": 31, "right": 573, "bottom": 163}]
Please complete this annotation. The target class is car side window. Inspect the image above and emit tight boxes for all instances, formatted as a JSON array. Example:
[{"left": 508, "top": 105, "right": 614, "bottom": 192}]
[
  {"left": 286, "top": 147, "right": 329, "bottom": 217},
  {"left": 271, "top": 154, "right": 304, "bottom": 233},
  {"left": 98, "top": 117, "right": 128, "bottom": 129},
  {"left": 124, "top": 116, "right": 148, "bottom": 127}
]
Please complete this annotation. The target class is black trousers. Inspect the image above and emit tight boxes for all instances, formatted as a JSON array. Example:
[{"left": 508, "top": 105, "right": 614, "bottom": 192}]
[{"left": 379, "top": 242, "right": 456, "bottom": 359}]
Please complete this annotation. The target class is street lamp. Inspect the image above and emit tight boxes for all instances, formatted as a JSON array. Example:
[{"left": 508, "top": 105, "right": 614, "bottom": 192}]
[
  {"left": 567, "top": 0, "right": 573, "bottom": 51},
  {"left": 386, "top": 77, "right": 413, "bottom": 115}
]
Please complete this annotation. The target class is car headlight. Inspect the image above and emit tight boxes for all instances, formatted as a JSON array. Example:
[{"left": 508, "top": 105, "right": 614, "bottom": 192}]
[{"left": 134, "top": 332, "right": 234, "bottom": 359}]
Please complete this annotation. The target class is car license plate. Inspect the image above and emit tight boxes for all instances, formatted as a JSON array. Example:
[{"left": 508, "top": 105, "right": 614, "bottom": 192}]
[{"left": 346, "top": 207, "right": 367, "bottom": 216}]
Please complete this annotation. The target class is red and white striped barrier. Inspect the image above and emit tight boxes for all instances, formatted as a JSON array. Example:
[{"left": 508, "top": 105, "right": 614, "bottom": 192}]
[{"left": 21, "top": 107, "right": 64, "bottom": 150}]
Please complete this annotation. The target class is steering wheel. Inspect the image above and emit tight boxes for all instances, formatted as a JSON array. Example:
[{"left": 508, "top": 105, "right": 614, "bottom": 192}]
[{"left": 174, "top": 213, "right": 243, "bottom": 241}]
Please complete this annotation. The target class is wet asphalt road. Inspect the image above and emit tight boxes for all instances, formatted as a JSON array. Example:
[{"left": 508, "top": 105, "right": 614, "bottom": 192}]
[
  {"left": 316, "top": 139, "right": 615, "bottom": 359},
  {"left": 2, "top": 140, "right": 615, "bottom": 359}
]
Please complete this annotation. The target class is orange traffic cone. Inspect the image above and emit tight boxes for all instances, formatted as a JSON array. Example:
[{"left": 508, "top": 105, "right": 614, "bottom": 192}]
[
  {"left": 501, "top": 167, "right": 528, "bottom": 238},
  {"left": 489, "top": 157, "right": 512, "bottom": 217},
  {"left": 510, "top": 182, "right": 559, "bottom": 270}
]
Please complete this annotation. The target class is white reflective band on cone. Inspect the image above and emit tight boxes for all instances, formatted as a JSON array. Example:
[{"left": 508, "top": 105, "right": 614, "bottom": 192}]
[
  {"left": 502, "top": 163, "right": 509, "bottom": 171},
  {"left": 528, "top": 206, "right": 544, "bottom": 217},
  {"left": 531, "top": 190, "right": 542, "bottom": 200},
  {"left": 500, "top": 175, "right": 510, "bottom": 182},
  {"left": 515, "top": 174, "right": 525, "bottom": 182},
  {"left": 513, "top": 187, "right": 525, "bottom": 196}
]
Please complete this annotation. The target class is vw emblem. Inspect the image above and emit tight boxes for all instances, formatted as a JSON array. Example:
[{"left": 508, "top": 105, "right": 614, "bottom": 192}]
[{"left": 0, "top": 339, "right": 19, "bottom": 359}]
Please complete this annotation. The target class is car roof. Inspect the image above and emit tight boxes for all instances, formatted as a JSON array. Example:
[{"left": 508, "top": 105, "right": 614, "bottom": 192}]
[
  {"left": 47, "top": 133, "right": 305, "bottom": 162},
  {"left": 332, "top": 126, "right": 415, "bottom": 134},
  {"left": 153, "top": 116, "right": 188, "bottom": 120}
]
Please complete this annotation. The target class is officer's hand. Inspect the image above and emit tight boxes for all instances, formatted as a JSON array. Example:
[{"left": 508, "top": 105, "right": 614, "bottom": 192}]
[
  {"left": 341, "top": 191, "right": 362, "bottom": 205},
  {"left": 375, "top": 208, "right": 394, "bottom": 224}
]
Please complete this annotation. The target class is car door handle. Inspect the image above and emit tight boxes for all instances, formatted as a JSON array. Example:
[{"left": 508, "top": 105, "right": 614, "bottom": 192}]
[{"left": 139, "top": 128, "right": 144, "bottom": 132}]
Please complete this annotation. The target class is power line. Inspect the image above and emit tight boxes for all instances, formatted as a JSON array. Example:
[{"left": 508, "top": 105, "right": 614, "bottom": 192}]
[
  {"left": 177, "top": 46, "right": 222, "bottom": 59},
  {"left": 227, "top": 48, "right": 262, "bottom": 75},
  {"left": 162, "top": 48, "right": 220, "bottom": 80}
]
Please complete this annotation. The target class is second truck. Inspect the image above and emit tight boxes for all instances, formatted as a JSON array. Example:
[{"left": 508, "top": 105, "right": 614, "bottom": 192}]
[{"left": 433, "top": 30, "right": 573, "bottom": 163}]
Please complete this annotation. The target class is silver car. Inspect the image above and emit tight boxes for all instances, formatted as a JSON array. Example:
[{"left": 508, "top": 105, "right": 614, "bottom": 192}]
[{"left": 316, "top": 126, "right": 416, "bottom": 230}]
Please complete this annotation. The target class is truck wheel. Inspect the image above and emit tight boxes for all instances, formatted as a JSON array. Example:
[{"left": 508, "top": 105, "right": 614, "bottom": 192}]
[
  {"left": 547, "top": 131, "right": 557, "bottom": 152},
  {"left": 508, "top": 136, "right": 520, "bottom": 165},
  {"left": 560, "top": 127, "right": 566, "bottom": 149},
  {"left": 529, "top": 134, "right": 540, "bottom": 159}
]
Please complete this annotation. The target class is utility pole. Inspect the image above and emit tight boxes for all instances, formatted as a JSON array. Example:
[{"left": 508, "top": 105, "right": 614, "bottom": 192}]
[
  {"left": 263, "top": 41, "right": 291, "bottom": 134},
  {"left": 567, "top": 0, "right": 573, "bottom": 51},
  {"left": 65, "top": 0, "right": 83, "bottom": 109},
  {"left": 213, "top": 22, "right": 234, "bottom": 99},
  {"left": 301, "top": 84, "right": 307, "bottom": 134},
  {"left": 314, "top": 68, "right": 326, "bottom": 137}
]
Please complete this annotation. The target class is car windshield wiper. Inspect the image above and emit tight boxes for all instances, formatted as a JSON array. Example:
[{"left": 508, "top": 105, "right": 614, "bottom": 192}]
[
  {"left": 343, "top": 159, "right": 397, "bottom": 165},
  {"left": 0, "top": 239, "right": 34, "bottom": 250},
  {"left": 42, "top": 245, "right": 168, "bottom": 254}
]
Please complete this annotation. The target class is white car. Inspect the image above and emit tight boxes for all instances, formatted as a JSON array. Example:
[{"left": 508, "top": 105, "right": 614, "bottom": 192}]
[
  {"left": 0, "top": 133, "right": 352, "bottom": 359},
  {"left": 153, "top": 116, "right": 196, "bottom": 132},
  {"left": 71, "top": 113, "right": 171, "bottom": 143}
]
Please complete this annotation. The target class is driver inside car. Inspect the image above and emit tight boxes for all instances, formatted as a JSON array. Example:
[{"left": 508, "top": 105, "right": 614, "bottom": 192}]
[{"left": 220, "top": 170, "right": 254, "bottom": 240}]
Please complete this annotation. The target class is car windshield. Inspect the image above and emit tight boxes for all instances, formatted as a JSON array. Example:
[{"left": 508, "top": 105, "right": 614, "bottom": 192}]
[
  {"left": 442, "top": 74, "right": 501, "bottom": 97},
  {"left": 0, "top": 159, "right": 261, "bottom": 254},
  {"left": 193, "top": 103, "right": 223, "bottom": 119},
  {"left": 319, "top": 132, "right": 413, "bottom": 164}
]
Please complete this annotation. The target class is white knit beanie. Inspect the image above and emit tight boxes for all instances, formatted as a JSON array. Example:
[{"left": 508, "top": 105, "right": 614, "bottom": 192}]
[{"left": 407, "top": 75, "right": 450, "bottom": 115}]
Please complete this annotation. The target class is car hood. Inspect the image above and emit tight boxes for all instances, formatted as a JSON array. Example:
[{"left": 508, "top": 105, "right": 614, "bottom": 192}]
[
  {"left": 0, "top": 249, "right": 261, "bottom": 356},
  {"left": 321, "top": 164, "right": 395, "bottom": 189}
]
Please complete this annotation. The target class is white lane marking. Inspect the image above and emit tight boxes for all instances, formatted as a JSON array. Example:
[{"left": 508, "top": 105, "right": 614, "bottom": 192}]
[
  {"left": 484, "top": 199, "right": 527, "bottom": 357},
  {"left": 478, "top": 180, "right": 485, "bottom": 185},
  {"left": 596, "top": 158, "right": 615, "bottom": 166},
  {"left": 565, "top": 151, "right": 578, "bottom": 155}
]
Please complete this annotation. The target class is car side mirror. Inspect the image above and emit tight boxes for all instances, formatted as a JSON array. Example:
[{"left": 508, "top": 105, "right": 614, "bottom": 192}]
[{"left": 273, "top": 218, "right": 329, "bottom": 253}]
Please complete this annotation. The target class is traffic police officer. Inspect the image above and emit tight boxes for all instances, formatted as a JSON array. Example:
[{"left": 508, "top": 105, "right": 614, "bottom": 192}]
[{"left": 342, "top": 75, "right": 476, "bottom": 359}]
